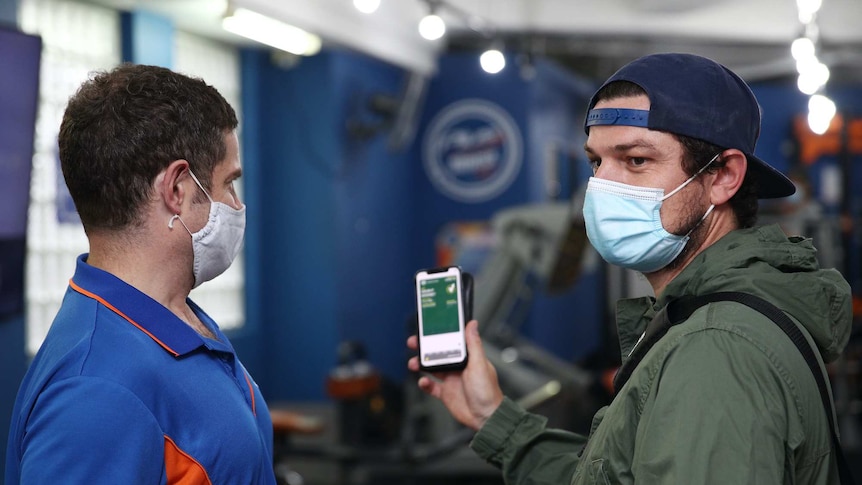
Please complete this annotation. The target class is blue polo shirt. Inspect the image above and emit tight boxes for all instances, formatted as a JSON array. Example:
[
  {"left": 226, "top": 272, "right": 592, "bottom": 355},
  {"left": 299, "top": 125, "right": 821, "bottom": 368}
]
[{"left": 6, "top": 255, "right": 275, "bottom": 484}]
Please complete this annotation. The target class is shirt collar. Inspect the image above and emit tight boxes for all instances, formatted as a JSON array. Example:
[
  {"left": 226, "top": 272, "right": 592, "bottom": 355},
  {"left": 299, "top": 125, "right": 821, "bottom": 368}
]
[
  {"left": 615, "top": 295, "right": 656, "bottom": 359},
  {"left": 70, "top": 254, "right": 230, "bottom": 357}
]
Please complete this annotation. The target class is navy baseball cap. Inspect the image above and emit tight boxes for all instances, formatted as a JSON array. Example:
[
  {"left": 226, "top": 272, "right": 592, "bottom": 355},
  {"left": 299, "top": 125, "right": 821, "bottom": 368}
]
[{"left": 584, "top": 53, "right": 795, "bottom": 199}]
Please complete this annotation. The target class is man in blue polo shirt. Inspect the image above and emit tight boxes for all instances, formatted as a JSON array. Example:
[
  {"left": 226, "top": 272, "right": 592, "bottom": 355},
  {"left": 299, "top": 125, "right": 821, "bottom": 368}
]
[{"left": 6, "top": 64, "right": 276, "bottom": 484}]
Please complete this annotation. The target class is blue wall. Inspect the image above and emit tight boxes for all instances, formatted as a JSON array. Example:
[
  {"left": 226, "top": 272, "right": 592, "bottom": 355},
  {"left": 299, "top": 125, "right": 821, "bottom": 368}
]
[
  {"left": 330, "top": 52, "right": 418, "bottom": 384},
  {"left": 521, "top": 61, "right": 602, "bottom": 362},
  {"left": 412, "top": 53, "right": 531, "bottom": 263},
  {"left": 240, "top": 50, "right": 340, "bottom": 401},
  {"left": 240, "top": 49, "right": 418, "bottom": 400},
  {"left": 409, "top": 53, "right": 604, "bottom": 364}
]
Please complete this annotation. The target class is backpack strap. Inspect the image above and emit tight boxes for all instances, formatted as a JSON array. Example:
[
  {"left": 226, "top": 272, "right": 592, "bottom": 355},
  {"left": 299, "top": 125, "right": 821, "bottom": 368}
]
[{"left": 621, "top": 291, "right": 854, "bottom": 484}]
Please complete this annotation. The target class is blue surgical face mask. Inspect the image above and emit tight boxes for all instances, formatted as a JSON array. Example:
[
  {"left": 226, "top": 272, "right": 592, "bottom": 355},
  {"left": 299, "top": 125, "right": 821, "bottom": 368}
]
[{"left": 582, "top": 154, "right": 718, "bottom": 273}]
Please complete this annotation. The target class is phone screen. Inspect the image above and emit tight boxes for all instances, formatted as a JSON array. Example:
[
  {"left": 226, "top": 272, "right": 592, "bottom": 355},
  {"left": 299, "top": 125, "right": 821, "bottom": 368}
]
[{"left": 416, "top": 267, "right": 466, "bottom": 369}]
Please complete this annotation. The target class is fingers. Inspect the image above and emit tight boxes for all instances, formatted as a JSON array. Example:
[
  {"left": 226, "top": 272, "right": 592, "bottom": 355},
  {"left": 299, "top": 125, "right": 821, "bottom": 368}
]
[
  {"left": 407, "top": 356, "right": 448, "bottom": 382},
  {"left": 407, "top": 355, "right": 420, "bottom": 372},
  {"left": 463, "top": 320, "right": 486, "bottom": 361},
  {"left": 417, "top": 375, "right": 441, "bottom": 399},
  {"left": 408, "top": 321, "right": 481, "bottom": 374}
]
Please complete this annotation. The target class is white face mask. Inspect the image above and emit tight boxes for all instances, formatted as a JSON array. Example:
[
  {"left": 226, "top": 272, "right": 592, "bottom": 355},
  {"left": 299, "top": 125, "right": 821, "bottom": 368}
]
[{"left": 169, "top": 170, "right": 246, "bottom": 288}]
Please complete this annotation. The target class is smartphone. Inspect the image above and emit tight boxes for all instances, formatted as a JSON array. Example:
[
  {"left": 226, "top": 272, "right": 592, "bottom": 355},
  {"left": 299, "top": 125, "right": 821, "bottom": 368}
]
[{"left": 415, "top": 266, "right": 471, "bottom": 372}]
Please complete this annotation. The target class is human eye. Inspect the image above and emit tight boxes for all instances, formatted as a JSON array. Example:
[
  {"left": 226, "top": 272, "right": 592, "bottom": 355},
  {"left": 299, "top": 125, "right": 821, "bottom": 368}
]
[
  {"left": 224, "top": 176, "right": 242, "bottom": 202},
  {"left": 226, "top": 172, "right": 242, "bottom": 190},
  {"left": 587, "top": 158, "right": 601, "bottom": 174},
  {"left": 628, "top": 157, "right": 648, "bottom": 167},
  {"left": 228, "top": 179, "right": 241, "bottom": 197}
]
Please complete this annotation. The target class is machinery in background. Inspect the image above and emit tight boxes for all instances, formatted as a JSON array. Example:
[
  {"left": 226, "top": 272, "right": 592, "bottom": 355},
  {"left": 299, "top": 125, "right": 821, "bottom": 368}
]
[
  {"left": 457, "top": 195, "right": 605, "bottom": 431},
  {"left": 784, "top": 113, "right": 862, "bottom": 457}
]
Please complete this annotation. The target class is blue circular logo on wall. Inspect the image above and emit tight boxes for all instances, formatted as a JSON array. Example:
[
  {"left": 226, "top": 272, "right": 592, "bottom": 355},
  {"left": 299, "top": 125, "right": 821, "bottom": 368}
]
[{"left": 422, "top": 99, "right": 523, "bottom": 203}]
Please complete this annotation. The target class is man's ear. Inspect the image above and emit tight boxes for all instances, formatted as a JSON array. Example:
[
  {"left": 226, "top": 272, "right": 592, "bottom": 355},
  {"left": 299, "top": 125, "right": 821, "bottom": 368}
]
[
  {"left": 710, "top": 149, "right": 747, "bottom": 205},
  {"left": 157, "top": 160, "right": 190, "bottom": 216}
]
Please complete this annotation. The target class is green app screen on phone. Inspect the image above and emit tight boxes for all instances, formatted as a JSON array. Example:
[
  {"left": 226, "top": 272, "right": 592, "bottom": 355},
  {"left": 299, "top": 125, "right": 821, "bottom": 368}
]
[{"left": 419, "top": 275, "right": 459, "bottom": 336}]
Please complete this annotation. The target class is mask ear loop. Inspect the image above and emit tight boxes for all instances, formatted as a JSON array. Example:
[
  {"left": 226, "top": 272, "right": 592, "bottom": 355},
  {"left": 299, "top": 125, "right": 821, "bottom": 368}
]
[
  {"left": 168, "top": 169, "right": 211, "bottom": 235},
  {"left": 681, "top": 152, "right": 722, "bottom": 236},
  {"left": 684, "top": 204, "right": 716, "bottom": 237},
  {"left": 661, "top": 152, "right": 722, "bottom": 201},
  {"left": 168, "top": 214, "right": 193, "bottom": 236},
  {"left": 188, "top": 170, "right": 214, "bottom": 203}
]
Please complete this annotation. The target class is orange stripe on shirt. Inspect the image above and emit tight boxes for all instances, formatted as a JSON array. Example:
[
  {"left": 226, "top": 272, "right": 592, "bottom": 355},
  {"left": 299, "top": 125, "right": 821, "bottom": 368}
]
[
  {"left": 243, "top": 371, "right": 257, "bottom": 416},
  {"left": 164, "top": 435, "right": 212, "bottom": 485},
  {"left": 69, "top": 279, "right": 180, "bottom": 357}
]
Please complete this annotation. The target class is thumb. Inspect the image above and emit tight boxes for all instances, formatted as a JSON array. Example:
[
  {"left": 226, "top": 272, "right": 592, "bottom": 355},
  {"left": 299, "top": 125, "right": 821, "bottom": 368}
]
[{"left": 464, "top": 320, "right": 485, "bottom": 360}]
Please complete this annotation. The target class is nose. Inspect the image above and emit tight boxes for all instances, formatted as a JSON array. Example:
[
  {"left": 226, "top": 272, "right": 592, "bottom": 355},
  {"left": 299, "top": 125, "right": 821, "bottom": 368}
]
[
  {"left": 221, "top": 188, "right": 243, "bottom": 210},
  {"left": 592, "top": 163, "right": 607, "bottom": 179},
  {"left": 592, "top": 161, "right": 620, "bottom": 181},
  {"left": 228, "top": 197, "right": 244, "bottom": 211}
]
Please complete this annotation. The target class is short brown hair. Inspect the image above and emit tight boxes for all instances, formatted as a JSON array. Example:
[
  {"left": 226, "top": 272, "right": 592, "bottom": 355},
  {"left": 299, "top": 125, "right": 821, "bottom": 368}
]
[{"left": 59, "top": 64, "right": 238, "bottom": 232}]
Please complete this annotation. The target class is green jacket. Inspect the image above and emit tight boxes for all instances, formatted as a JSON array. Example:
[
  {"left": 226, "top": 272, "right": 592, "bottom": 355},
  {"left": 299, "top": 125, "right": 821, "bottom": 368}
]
[{"left": 471, "top": 225, "right": 852, "bottom": 484}]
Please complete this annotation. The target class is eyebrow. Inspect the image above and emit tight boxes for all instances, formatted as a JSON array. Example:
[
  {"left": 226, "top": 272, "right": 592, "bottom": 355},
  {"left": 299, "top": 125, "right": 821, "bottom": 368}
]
[
  {"left": 583, "top": 139, "right": 661, "bottom": 156},
  {"left": 228, "top": 167, "right": 243, "bottom": 180}
]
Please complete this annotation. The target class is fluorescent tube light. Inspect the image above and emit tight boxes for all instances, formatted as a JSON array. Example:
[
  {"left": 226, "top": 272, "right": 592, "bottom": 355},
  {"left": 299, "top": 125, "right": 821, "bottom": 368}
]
[
  {"left": 354, "top": 0, "right": 381, "bottom": 14},
  {"left": 223, "top": 8, "right": 321, "bottom": 56}
]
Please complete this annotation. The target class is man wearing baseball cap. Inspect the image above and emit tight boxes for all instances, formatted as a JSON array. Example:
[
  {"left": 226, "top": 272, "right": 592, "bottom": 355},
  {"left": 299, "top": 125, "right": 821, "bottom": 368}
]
[{"left": 408, "top": 53, "right": 853, "bottom": 483}]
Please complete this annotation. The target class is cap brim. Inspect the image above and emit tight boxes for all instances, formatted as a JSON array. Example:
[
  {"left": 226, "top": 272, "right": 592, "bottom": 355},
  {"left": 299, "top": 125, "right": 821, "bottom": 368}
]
[{"left": 747, "top": 154, "right": 796, "bottom": 199}]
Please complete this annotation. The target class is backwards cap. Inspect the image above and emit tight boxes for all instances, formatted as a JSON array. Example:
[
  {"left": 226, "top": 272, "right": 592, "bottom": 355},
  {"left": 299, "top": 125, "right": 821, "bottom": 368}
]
[{"left": 584, "top": 53, "right": 795, "bottom": 199}]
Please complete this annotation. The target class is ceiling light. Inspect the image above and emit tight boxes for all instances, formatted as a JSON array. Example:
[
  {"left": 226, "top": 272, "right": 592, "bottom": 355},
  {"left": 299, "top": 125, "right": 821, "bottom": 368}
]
[
  {"left": 223, "top": 8, "right": 321, "bottom": 56},
  {"left": 418, "top": 14, "right": 445, "bottom": 41},
  {"left": 480, "top": 48, "right": 505, "bottom": 74},
  {"left": 797, "top": 60, "right": 830, "bottom": 95},
  {"left": 790, "top": 37, "right": 815, "bottom": 61},
  {"left": 807, "top": 94, "right": 835, "bottom": 135},
  {"left": 796, "top": 0, "right": 822, "bottom": 23},
  {"left": 354, "top": 0, "right": 380, "bottom": 14}
]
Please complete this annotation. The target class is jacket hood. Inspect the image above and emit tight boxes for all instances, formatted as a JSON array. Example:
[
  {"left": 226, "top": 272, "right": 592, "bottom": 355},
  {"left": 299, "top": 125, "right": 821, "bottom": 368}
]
[{"left": 659, "top": 224, "right": 852, "bottom": 362}]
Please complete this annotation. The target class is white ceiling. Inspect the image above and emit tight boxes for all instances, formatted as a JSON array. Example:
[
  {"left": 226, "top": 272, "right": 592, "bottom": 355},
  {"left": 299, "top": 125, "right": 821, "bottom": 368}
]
[{"left": 84, "top": 0, "right": 862, "bottom": 81}]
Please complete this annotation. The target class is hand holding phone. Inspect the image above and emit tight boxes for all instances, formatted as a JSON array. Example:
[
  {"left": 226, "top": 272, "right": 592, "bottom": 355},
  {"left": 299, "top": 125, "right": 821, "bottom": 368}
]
[
  {"left": 415, "top": 266, "right": 471, "bottom": 371},
  {"left": 407, "top": 282, "right": 504, "bottom": 431}
]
